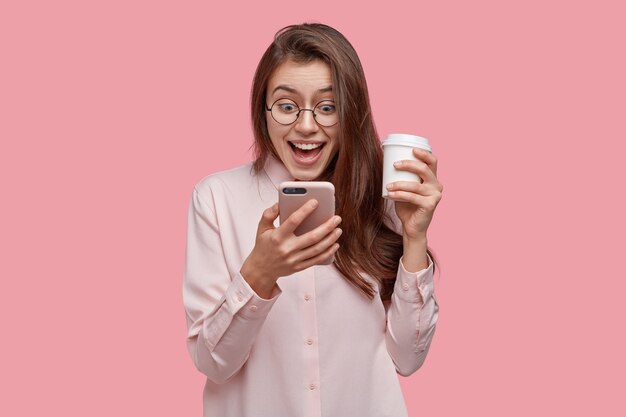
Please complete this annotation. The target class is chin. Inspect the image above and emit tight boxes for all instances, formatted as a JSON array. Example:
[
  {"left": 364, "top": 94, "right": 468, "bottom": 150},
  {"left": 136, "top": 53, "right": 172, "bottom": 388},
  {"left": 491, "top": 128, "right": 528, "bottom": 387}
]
[{"left": 290, "top": 167, "right": 324, "bottom": 181}]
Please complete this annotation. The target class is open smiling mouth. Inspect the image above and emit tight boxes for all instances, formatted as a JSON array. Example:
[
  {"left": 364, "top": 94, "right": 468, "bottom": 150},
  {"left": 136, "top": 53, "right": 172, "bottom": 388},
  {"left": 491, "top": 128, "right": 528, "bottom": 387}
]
[{"left": 288, "top": 141, "right": 326, "bottom": 163}]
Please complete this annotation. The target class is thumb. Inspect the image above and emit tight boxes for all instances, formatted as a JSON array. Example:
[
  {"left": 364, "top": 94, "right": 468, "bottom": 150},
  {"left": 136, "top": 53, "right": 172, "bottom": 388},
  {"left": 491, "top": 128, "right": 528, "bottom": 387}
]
[{"left": 257, "top": 203, "right": 280, "bottom": 234}]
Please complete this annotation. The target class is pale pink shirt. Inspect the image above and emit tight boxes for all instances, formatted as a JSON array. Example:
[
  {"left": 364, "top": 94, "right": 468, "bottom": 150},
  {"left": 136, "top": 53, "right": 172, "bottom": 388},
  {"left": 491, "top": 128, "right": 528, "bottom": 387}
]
[{"left": 183, "top": 156, "right": 439, "bottom": 417}]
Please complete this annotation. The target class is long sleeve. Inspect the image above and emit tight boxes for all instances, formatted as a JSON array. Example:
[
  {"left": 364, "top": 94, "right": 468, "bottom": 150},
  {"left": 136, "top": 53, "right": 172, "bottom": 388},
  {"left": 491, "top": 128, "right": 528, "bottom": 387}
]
[
  {"left": 182, "top": 186, "right": 281, "bottom": 384},
  {"left": 384, "top": 257, "right": 439, "bottom": 376}
]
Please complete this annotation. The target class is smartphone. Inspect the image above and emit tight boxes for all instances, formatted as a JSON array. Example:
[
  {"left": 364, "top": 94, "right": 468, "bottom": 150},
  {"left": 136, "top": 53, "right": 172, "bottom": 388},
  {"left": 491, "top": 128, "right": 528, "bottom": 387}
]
[{"left": 279, "top": 181, "right": 336, "bottom": 236}]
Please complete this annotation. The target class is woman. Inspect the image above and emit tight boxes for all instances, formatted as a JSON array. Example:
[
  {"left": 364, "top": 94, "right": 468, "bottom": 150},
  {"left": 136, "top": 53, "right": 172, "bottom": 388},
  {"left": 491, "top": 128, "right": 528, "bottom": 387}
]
[{"left": 183, "top": 23, "right": 442, "bottom": 417}]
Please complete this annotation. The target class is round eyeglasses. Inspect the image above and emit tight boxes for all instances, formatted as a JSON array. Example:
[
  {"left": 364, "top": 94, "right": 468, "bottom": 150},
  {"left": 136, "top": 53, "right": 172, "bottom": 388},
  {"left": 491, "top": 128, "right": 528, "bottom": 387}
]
[{"left": 266, "top": 98, "right": 338, "bottom": 127}]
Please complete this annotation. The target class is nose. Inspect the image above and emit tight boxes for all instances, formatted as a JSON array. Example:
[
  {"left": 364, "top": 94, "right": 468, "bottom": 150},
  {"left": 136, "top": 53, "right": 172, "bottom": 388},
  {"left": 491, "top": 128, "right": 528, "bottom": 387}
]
[{"left": 294, "top": 109, "right": 319, "bottom": 134}]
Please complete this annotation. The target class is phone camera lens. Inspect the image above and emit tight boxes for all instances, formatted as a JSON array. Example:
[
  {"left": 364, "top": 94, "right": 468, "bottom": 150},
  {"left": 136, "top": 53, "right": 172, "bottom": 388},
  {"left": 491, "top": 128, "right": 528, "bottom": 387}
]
[{"left": 282, "top": 187, "right": 306, "bottom": 195}]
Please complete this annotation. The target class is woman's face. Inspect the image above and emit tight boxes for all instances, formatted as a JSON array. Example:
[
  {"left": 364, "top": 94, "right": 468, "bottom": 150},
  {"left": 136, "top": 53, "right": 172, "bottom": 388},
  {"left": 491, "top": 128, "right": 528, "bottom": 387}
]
[{"left": 265, "top": 59, "right": 339, "bottom": 181}]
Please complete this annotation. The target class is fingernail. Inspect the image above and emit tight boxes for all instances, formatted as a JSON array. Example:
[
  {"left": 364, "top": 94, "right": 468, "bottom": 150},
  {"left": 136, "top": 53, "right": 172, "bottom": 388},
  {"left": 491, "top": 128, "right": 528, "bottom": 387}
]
[
  {"left": 309, "top": 199, "right": 318, "bottom": 208},
  {"left": 386, "top": 183, "right": 393, "bottom": 190},
  {"left": 334, "top": 216, "right": 342, "bottom": 225},
  {"left": 394, "top": 161, "right": 402, "bottom": 168}
]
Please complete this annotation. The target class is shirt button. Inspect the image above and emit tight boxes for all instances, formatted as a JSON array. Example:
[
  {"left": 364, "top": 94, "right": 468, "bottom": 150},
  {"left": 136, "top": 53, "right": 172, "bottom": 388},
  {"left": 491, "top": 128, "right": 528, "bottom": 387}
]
[
  {"left": 304, "top": 294, "right": 311, "bottom": 301},
  {"left": 237, "top": 295, "right": 244, "bottom": 302},
  {"left": 306, "top": 338, "right": 313, "bottom": 345},
  {"left": 309, "top": 383, "right": 316, "bottom": 390},
  {"left": 250, "top": 305, "right": 258, "bottom": 312},
  {"left": 402, "top": 283, "right": 410, "bottom": 291}
]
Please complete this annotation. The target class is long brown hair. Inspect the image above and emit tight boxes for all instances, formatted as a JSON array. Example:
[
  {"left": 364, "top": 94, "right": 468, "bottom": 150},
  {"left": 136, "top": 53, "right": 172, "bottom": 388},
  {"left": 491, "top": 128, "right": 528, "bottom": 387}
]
[{"left": 250, "top": 23, "right": 435, "bottom": 300}]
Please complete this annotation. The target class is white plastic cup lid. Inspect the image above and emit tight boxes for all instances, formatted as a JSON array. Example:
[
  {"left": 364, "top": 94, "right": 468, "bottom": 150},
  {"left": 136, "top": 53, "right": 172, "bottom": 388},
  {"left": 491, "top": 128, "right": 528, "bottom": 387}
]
[{"left": 382, "top": 133, "right": 432, "bottom": 151}]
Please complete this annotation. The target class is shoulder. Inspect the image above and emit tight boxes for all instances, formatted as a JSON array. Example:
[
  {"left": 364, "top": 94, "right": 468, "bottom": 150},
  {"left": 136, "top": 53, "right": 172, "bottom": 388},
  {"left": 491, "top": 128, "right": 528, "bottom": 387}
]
[{"left": 193, "top": 162, "right": 260, "bottom": 198}]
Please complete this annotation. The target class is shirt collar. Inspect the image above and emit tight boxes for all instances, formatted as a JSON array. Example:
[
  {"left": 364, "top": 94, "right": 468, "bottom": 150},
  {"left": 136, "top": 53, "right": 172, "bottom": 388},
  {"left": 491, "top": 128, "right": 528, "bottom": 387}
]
[{"left": 263, "top": 155, "right": 294, "bottom": 188}]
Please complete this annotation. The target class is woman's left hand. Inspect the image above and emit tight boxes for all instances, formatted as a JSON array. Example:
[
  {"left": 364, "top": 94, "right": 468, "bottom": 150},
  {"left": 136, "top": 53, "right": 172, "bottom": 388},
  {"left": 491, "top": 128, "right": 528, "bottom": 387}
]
[{"left": 386, "top": 148, "right": 443, "bottom": 241}]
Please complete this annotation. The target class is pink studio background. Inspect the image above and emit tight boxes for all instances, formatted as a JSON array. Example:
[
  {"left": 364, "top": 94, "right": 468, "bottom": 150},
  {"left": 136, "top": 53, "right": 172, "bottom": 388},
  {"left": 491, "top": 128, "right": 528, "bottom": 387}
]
[{"left": 1, "top": 0, "right": 624, "bottom": 416}]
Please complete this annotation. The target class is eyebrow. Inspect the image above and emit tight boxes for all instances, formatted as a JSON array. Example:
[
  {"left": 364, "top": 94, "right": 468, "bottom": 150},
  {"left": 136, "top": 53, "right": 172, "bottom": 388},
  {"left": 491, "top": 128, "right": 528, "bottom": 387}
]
[{"left": 271, "top": 85, "right": 333, "bottom": 96}]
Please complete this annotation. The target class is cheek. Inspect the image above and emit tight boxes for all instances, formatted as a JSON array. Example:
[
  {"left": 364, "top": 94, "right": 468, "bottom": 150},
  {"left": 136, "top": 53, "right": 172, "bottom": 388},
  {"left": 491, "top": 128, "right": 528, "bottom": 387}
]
[
  {"left": 266, "top": 119, "right": 281, "bottom": 143},
  {"left": 267, "top": 123, "right": 291, "bottom": 154},
  {"left": 328, "top": 130, "right": 340, "bottom": 153},
  {"left": 330, "top": 142, "right": 340, "bottom": 159}
]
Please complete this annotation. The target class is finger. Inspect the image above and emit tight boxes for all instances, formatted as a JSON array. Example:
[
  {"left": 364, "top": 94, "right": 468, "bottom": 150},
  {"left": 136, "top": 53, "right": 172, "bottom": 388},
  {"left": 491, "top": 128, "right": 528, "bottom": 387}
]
[
  {"left": 294, "top": 227, "right": 342, "bottom": 262},
  {"left": 295, "top": 242, "right": 340, "bottom": 271},
  {"left": 413, "top": 148, "right": 438, "bottom": 176},
  {"left": 293, "top": 214, "right": 342, "bottom": 250},
  {"left": 393, "top": 159, "right": 437, "bottom": 184},
  {"left": 277, "top": 199, "right": 320, "bottom": 237},
  {"left": 257, "top": 203, "right": 280, "bottom": 234},
  {"left": 386, "top": 180, "right": 441, "bottom": 196},
  {"left": 386, "top": 191, "right": 441, "bottom": 211}
]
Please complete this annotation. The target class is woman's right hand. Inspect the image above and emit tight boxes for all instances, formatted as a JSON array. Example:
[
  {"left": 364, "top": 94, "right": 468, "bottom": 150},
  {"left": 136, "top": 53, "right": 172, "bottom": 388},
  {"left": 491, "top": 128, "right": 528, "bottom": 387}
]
[{"left": 240, "top": 199, "right": 342, "bottom": 298}]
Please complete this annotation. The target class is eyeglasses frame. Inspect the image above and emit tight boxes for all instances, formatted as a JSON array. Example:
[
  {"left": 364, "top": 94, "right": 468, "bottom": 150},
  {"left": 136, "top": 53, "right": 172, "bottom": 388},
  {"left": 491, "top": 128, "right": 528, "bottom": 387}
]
[{"left": 265, "top": 98, "right": 339, "bottom": 127}]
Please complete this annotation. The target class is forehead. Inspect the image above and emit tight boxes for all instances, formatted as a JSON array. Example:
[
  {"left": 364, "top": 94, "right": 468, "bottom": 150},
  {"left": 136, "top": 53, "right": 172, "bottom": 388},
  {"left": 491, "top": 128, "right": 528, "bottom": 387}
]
[{"left": 267, "top": 59, "right": 332, "bottom": 94}]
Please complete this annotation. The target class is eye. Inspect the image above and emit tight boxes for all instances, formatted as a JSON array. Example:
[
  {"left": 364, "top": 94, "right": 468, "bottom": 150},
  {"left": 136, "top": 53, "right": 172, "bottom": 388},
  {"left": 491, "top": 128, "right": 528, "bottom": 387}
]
[
  {"left": 316, "top": 103, "right": 336, "bottom": 114},
  {"left": 279, "top": 104, "right": 296, "bottom": 112}
]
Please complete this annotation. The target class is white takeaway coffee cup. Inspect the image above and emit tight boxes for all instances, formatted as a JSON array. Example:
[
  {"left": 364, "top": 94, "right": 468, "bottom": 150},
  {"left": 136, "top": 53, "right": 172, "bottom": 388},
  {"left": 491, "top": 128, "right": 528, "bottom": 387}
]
[{"left": 382, "top": 134, "right": 432, "bottom": 198}]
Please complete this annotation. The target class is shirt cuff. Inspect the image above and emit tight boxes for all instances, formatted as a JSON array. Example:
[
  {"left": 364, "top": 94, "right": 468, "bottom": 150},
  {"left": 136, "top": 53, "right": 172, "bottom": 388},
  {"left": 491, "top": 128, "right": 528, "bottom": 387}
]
[
  {"left": 203, "top": 273, "right": 282, "bottom": 351},
  {"left": 394, "top": 255, "right": 434, "bottom": 303},
  {"left": 226, "top": 272, "right": 282, "bottom": 319}
]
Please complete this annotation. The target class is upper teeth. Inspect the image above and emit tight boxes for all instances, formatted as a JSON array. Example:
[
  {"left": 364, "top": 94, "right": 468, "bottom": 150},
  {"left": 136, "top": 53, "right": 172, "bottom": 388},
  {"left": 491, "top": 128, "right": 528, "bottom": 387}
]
[{"left": 293, "top": 142, "right": 322, "bottom": 150}]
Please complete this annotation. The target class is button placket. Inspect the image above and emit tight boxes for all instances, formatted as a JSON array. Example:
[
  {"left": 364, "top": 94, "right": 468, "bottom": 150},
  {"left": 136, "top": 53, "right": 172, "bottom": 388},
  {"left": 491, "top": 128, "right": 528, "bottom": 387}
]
[{"left": 299, "top": 268, "right": 321, "bottom": 414}]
